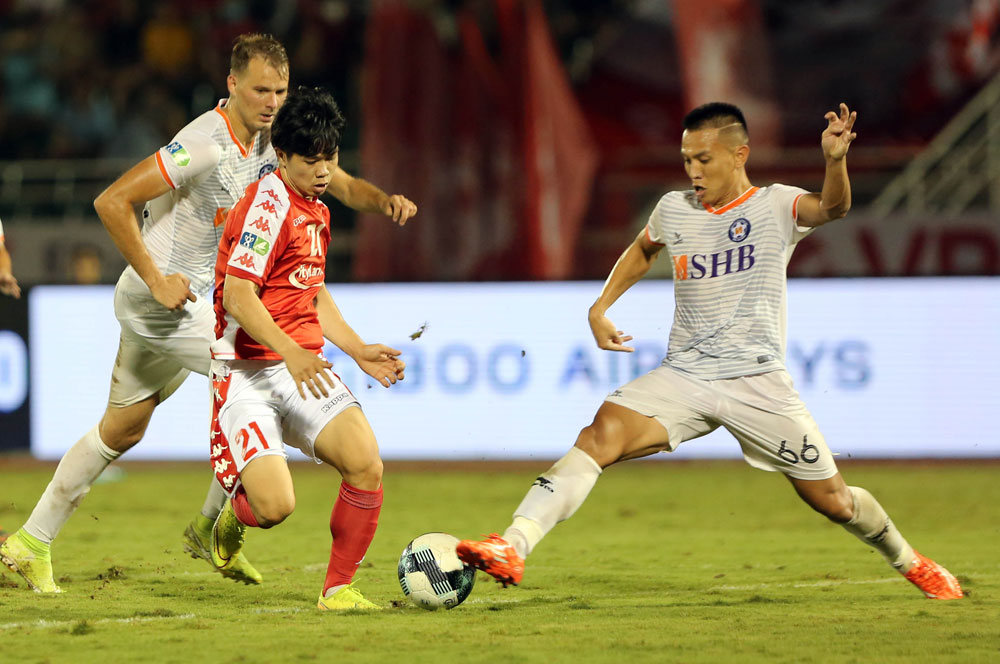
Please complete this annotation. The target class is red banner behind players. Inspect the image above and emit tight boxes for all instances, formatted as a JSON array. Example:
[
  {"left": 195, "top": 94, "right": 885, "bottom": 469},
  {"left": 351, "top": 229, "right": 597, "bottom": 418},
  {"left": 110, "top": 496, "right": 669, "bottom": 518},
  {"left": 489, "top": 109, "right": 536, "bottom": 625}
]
[{"left": 354, "top": 0, "right": 598, "bottom": 281}]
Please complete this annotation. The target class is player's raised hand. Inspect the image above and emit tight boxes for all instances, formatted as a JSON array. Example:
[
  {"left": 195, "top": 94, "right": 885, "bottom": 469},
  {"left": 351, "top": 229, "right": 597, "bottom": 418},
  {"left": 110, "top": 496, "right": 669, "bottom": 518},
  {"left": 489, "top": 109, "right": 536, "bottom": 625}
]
[
  {"left": 821, "top": 103, "right": 857, "bottom": 161},
  {"left": 151, "top": 273, "right": 196, "bottom": 310},
  {"left": 0, "top": 271, "right": 21, "bottom": 298},
  {"left": 284, "top": 346, "right": 336, "bottom": 399},
  {"left": 356, "top": 343, "right": 405, "bottom": 387},
  {"left": 383, "top": 194, "right": 417, "bottom": 226},
  {"left": 589, "top": 313, "right": 634, "bottom": 352}
]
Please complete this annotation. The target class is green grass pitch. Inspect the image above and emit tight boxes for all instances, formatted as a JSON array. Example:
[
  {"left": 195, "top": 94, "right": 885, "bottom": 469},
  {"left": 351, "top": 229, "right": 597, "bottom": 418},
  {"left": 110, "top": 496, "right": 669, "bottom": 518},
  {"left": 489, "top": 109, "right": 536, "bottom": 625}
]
[{"left": 1, "top": 459, "right": 997, "bottom": 663}]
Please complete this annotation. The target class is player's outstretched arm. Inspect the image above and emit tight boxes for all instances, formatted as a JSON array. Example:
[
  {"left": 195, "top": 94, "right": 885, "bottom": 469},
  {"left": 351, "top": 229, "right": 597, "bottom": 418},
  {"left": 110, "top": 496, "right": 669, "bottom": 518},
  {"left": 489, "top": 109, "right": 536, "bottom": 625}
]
[
  {"left": 797, "top": 103, "right": 857, "bottom": 228},
  {"left": 94, "top": 156, "right": 195, "bottom": 309},
  {"left": 314, "top": 287, "right": 405, "bottom": 387},
  {"left": 0, "top": 243, "right": 20, "bottom": 298},
  {"left": 327, "top": 167, "right": 417, "bottom": 225},
  {"left": 588, "top": 229, "right": 663, "bottom": 352},
  {"left": 223, "top": 274, "right": 335, "bottom": 399}
]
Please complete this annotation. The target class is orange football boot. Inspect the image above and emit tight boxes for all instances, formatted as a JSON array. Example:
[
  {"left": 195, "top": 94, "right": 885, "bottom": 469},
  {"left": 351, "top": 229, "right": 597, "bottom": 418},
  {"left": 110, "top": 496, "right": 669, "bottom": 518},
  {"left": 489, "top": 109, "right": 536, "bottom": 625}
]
[
  {"left": 456, "top": 533, "right": 524, "bottom": 588},
  {"left": 903, "top": 551, "right": 964, "bottom": 600}
]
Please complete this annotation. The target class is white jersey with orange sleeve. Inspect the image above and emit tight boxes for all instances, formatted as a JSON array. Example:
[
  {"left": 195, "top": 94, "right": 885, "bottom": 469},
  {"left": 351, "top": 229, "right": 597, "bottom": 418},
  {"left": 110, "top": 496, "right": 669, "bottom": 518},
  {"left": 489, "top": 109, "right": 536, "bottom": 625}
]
[
  {"left": 211, "top": 171, "right": 331, "bottom": 361},
  {"left": 128, "top": 99, "right": 277, "bottom": 299},
  {"left": 645, "top": 184, "right": 812, "bottom": 380}
]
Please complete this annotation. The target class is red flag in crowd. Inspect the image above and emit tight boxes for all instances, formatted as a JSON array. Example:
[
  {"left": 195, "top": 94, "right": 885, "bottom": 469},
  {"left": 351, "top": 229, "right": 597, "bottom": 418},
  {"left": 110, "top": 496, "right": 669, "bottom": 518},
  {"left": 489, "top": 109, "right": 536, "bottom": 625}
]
[{"left": 354, "top": 0, "right": 598, "bottom": 281}]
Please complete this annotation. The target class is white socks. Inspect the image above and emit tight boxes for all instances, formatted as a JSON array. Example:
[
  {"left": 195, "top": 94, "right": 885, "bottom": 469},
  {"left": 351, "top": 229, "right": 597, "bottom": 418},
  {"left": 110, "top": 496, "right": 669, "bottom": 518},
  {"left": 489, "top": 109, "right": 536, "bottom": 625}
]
[
  {"left": 504, "top": 447, "right": 602, "bottom": 558},
  {"left": 23, "top": 425, "right": 120, "bottom": 544},
  {"left": 841, "top": 486, "right": 915, "bottom": 572},
  {"left": 200, "top": 477, "right": 228, "bottom": 522}
]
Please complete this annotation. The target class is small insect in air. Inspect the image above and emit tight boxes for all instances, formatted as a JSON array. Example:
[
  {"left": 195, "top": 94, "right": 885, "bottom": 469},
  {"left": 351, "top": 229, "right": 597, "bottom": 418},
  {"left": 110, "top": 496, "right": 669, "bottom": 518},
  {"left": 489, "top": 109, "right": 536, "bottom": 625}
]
[{"left": 409, "top": 322, "right": 429, "bottom": 340}]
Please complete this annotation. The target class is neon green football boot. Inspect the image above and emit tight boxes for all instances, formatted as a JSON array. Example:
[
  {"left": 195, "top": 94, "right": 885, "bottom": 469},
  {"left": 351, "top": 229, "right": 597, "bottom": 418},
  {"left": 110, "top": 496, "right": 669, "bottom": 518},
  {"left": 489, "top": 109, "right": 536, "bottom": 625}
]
[
  {"left": 317, "top": 582, "right": 382, "bottom": 611},
  {"left": 183, "top": 506, "right": 262, "bottom": 585},
  {"left": 0, "top": 529, "right": 63, "bottom": 593}
]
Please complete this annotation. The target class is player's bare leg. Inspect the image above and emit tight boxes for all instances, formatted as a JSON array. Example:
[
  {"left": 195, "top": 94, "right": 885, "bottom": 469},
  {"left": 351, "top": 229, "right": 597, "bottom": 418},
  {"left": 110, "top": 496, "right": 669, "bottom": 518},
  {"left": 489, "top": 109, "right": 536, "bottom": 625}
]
[
  {"left": 459, "top": 402, "right": 669, "bottom": 586},
  {"left": 1, "top": 398, "right": 155, "bottom": 593},
  {"left": 790, "top": 474, "right": 962, "bottom": 599},
  {"left": 312, "top": 406, "right": 383, "bottom": 610}
]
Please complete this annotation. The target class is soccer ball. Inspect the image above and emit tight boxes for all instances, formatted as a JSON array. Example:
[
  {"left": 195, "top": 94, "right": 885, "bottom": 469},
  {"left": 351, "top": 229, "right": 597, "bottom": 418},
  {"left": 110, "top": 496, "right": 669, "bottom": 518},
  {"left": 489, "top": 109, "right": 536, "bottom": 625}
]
[{"left": 397, "top": 532, "right": 476, "bottom": 610}]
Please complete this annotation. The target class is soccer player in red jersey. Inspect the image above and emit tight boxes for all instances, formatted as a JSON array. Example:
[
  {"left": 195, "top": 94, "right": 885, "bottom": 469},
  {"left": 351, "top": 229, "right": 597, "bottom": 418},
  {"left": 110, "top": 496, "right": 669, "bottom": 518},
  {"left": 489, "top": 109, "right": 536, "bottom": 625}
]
[{"left": 210, "top": 86, "right": 408, "bottom": 610}]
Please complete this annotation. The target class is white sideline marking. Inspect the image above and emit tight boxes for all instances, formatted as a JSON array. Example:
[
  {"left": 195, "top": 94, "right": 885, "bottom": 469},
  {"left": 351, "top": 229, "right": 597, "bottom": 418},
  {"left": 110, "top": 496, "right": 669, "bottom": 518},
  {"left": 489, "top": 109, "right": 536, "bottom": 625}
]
[
  {"left": 0, "top": 613, "right": 197, "bottom": 631},
  {"left": 713, "top": 577, "right": 899, "bottom": 591}
]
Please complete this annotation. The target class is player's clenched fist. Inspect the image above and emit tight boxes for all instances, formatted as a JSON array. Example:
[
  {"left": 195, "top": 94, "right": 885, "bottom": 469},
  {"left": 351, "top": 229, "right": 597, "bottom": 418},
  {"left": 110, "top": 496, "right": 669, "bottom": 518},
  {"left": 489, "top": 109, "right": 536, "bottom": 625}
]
[
  {"left": 383, "top": 194, "right": 417, "bottom": 226},
  {"left": 151, "top": 273, "right": 196, "bottom": 310}
]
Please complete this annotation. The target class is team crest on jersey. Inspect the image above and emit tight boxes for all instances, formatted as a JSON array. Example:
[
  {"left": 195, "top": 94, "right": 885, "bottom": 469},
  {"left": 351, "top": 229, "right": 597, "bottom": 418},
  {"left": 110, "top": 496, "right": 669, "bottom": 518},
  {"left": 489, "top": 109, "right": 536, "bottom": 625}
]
[
  {"left": 258, "top": 163, "right": 276, "bottom": 179},
  {"left": 728, "top": 218, "right": 751, "bottom": 242},
  {"left": 165, "top": 141, "right": 190, "bottom": 167}
]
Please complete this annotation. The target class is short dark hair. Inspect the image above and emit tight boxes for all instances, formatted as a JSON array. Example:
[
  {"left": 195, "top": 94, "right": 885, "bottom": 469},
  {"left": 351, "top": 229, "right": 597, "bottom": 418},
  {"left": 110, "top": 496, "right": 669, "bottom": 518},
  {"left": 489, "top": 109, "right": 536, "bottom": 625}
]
[
  {"left": 231, "top": 33, "right": 288, "bottom": 77},
  {"left": 271, "top": 86, "right": 346, "bottom": 158},
  {"left": 683, "top": 102, "right": 749, "bottom": 137}
]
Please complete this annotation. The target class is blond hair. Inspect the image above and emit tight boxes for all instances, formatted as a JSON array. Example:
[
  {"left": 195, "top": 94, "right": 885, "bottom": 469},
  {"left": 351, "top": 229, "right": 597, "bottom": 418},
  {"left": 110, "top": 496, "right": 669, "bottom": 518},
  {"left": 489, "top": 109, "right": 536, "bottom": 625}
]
[{"left": 230, "top": 33, "right": 288, "bottom": 77}]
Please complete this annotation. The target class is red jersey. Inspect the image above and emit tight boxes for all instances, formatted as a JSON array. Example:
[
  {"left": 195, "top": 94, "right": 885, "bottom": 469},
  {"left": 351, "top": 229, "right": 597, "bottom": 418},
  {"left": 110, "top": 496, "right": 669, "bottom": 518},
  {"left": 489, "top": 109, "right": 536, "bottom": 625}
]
[{"left": 211, "top": 171, "right": 331, "bottom": 361}]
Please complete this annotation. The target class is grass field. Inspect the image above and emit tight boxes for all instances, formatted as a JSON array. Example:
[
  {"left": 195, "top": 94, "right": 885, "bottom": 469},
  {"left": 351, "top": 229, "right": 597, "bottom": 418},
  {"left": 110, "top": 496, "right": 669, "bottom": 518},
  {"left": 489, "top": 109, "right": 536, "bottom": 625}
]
[{"left": 1, "top": 458, "right": 997, "bottom": 663}]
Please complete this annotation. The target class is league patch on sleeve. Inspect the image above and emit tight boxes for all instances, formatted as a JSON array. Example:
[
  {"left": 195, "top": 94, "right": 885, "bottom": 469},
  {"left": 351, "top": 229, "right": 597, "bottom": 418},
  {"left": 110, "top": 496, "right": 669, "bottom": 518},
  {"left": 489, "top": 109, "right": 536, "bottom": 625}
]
[{"left": 165, "top": 141, "right": 190, "bottom": 167}]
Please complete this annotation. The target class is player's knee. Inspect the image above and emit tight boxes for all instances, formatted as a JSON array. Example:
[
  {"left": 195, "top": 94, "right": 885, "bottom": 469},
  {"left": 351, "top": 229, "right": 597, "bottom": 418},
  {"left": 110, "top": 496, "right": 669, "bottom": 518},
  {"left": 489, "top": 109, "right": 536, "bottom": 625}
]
[
  {"left": 343, "top": 457, "right": 383, "bottom": 492},
  {"left": 574, "top": 417, "right": 624, "bottom": 467},
  {"left": 255, "top": 493, "right": 296, "bottom": 528}
]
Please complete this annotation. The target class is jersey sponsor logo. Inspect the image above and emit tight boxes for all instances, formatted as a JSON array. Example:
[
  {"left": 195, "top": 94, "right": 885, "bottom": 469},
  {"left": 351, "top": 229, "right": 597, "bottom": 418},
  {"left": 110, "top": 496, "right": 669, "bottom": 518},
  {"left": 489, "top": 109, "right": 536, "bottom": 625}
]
[
  {"left": 728, "top": 217, "right": 751, "bottom": 242},
  {"left": 671, "top": 245, "right": 755, "bottom": 280},
  {"left": 165, "top": 141, "right": 190, "bottom": 167},
  {"left": 239, "top": 231, "right": 258, "bottom": 249},
  {"left": 240, "top": 231, "right": 271, "bottom": 256},
  {"left": 234, "top": 253, "right": 256, "bottom": 269},
  {"left": 258, "top": 163, "right": 276, "bottom": 179},
  {"left": 288, "top": 263, "right": 325, "bottom": 289}
]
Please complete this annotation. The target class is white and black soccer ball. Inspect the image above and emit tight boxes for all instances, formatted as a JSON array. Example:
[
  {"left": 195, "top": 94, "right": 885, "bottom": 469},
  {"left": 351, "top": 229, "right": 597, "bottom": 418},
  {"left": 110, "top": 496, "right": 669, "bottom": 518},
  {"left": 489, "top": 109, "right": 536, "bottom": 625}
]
[{"left": 398, "top": 532, "right": 476, "bottom": 610}]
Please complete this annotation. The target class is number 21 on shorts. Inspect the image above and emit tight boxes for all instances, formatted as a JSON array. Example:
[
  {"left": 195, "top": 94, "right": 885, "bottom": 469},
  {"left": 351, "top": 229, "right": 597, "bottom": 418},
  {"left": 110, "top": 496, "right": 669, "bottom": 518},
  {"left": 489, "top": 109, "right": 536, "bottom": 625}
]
[{"left": 236, "top": 421, "right": 270, "bottom": 462}]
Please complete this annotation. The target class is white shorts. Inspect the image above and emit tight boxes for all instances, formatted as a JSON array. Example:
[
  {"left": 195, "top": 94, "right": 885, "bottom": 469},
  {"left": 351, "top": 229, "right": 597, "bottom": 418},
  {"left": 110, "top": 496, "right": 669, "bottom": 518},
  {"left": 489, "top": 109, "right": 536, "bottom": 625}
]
[
  {"left": 209, "top": 358, "right": 360, "bottom": 497},
  {"left": 605, "top": 366, "right": 838, "bottom": 480},
  {"left": 109, "top": 269, "right": 214, "bottom": 407}
]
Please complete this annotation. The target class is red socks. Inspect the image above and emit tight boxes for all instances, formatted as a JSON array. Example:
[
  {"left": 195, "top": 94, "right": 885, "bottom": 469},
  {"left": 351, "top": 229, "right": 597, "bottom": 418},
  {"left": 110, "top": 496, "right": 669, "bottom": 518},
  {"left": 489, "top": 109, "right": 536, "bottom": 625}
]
[
  {"left": 324, "top": 482, "right": 383, "bottom": 593},
  {"left": 231, "top": 488, "right": 260, "bottom": 527}
]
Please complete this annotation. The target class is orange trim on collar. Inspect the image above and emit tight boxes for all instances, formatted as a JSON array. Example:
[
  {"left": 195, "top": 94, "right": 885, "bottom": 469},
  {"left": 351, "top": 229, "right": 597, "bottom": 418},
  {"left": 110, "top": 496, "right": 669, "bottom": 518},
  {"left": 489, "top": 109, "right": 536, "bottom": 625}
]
[
  {"left": 214, "top": 101, "right": 255, "bottom": 158},
  {"left": 704, "top": 186, "right": 759, "bottom": 215}
]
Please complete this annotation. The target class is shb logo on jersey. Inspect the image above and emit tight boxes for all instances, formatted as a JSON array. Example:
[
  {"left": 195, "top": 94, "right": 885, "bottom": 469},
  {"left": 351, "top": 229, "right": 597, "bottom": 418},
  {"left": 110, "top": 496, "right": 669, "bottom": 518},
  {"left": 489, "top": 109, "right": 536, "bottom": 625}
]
[
  {"left": 672, "top": 246, "right": 755, "bottom": 280},
  {"left": 258, "top": 163, "right": 276, "bottom": 179},
  {"left": 165, "top": 141, "right": 190, "bottom": 167},
  {"left": 728, "top": 218, "right": 751, "bottom": 242}
]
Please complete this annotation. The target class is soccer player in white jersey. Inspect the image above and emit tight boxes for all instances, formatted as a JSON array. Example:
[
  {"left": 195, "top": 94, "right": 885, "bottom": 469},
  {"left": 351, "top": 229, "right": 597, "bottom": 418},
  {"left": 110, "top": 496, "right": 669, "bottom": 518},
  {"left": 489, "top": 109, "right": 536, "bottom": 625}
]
[
  {"left": 458, "top": 102, "right": 963, "bottom": 601},
  {"left": 0, "top": 217, "right": 20, "bottom": 299},
  {"left": 0, "top": 35, "right": 416, "bottom": 594}
]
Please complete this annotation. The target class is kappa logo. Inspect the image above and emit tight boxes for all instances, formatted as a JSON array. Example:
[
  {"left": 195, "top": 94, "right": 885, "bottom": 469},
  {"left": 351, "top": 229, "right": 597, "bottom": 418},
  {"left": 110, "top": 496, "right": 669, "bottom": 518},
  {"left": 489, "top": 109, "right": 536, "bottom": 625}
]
[
  {"left": 292, "top": 214, "right": 307, "bottom": 226},
  {"left": 235, "top": 253, "right": 255, "bottom": 269},
  {"left": 249, "top": 216, "right": 271, "bottom": 233},
  {"left": 165, "top": 141, "right": 190, "bottom": 167},
  {"left": 728, "top": 217, "right": 751, "bottom": 242},
  {"left": 255, "top": 200, "right": 278, "bottom": 215},
  {"left": 531, "top": 477, "right": 555, "bottom": 493}
]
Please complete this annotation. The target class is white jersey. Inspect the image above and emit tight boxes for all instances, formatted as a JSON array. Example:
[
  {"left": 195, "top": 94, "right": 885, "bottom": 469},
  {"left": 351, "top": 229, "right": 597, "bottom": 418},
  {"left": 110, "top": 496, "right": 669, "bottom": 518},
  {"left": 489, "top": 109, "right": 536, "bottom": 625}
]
[
  {"left": 127, "top": 99, "right": 277, "bottom": 298},
  {"left": 646, "top": 184, "right": 812, "bottom": 380}
]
